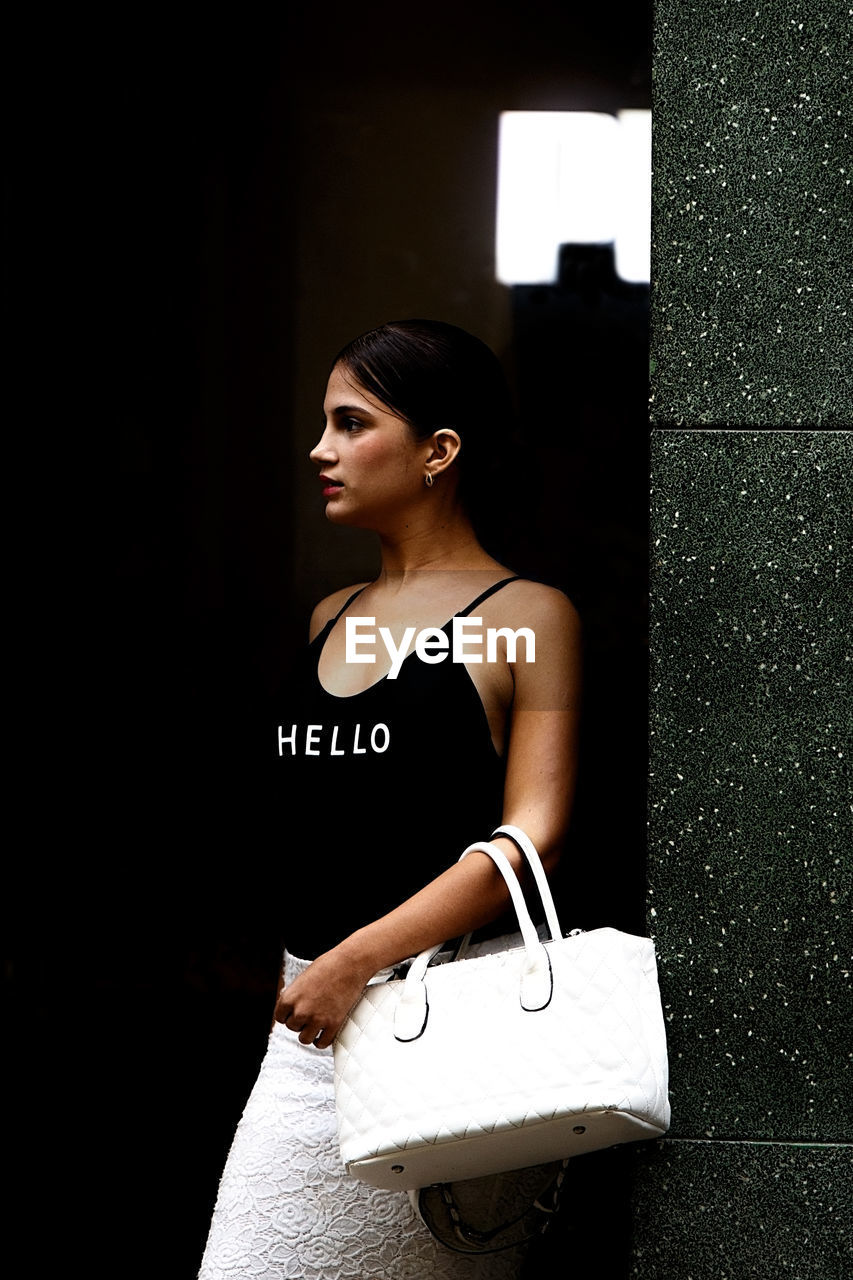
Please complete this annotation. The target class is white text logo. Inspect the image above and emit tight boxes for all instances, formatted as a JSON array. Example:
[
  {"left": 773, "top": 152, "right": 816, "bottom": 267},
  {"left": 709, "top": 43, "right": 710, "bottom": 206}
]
[{"left": 344, "top": 616, "right": 535, "bottom": 677}]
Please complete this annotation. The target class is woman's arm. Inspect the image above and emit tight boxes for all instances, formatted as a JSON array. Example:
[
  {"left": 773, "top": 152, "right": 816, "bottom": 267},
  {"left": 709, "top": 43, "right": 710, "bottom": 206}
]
[{"left": 275, "top": 586, "right": 582, "bottom": 1048}]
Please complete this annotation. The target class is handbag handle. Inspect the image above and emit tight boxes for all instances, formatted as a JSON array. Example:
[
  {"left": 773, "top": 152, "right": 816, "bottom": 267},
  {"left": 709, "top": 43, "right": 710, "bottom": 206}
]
[
  {"left": 491, "top": 824, "right": 563, "bottom": 943},
  {"left": 449, "top": 825, "right": 563, "bottom": 964},
  {"left": 393, "top": 839, "right": 554, "bottom": 1042}
]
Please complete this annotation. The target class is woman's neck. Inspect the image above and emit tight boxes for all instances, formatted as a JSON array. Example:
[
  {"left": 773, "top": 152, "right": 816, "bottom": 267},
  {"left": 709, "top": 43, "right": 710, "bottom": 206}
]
[{"left": 374, "top": 512, "right": 499, "bottom": 580}]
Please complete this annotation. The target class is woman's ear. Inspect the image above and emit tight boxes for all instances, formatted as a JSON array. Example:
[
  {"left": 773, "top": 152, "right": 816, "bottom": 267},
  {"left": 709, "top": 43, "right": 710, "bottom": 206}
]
[{"left": 425, "top": 429, "right": 462, "bottom": 477}]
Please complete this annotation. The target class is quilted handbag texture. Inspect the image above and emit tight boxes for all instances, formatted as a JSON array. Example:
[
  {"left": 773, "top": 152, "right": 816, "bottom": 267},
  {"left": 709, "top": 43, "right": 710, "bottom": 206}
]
[{"left": 333, "top": 825, "right": 670, "bottom": 1191}]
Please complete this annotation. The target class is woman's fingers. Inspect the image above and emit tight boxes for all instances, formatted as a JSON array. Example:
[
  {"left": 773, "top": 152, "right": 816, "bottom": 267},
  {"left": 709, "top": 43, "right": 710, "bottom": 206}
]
[
  {"left": 273, "top": 952, "right": 371, "bottom": 1046},
  {"left": 285, "top": 1012, "right": 334, "bottom": 1046},
  {"left": 278, "top": 1003, "right": 339, "bottom": 1046},
  {"left": 295, "top": 1020, "right": 322, "bottom": 1045},
  {"left": 277, "top": 1001, "right": 307, "bottom": 1033},
  {"left": 276, "top": 993, "right": 333, "bottom": 1045}
]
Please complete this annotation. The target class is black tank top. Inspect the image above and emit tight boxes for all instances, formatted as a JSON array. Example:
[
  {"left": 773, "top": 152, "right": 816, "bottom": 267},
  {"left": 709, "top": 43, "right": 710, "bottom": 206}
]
[{"left": 271, "top": 577, "right": 520, "bottom": 958}]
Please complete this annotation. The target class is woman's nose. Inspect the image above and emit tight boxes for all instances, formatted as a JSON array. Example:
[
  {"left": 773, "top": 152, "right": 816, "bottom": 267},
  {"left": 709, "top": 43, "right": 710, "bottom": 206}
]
[{"left": 309, "top": 426, "right": 336, "bottom": 464}]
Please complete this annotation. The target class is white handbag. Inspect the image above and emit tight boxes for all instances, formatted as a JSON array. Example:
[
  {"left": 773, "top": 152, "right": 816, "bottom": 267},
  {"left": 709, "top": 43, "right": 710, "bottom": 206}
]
[{"left": 333, "top": 825, "right": 670, "bottom": 1192}]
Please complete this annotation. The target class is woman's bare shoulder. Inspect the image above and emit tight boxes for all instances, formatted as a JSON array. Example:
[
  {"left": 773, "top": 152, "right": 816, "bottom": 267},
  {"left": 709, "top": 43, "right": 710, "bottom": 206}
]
[
  {"left": 488, "top": 578, "right": 581, "bottom": 633},
  {"left": 309, "top": 581, "right": 372, "bottom": 641},
  {"left": 491, "top": 581, "right": 582, "bottom": 706}
]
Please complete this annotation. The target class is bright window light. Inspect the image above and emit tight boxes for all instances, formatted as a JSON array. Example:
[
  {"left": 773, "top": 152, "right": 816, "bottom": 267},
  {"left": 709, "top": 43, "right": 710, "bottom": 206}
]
[
  {"left": 496, "top": 110, "right": 651, "bottom": 285},
  {"left": 614, "top": 110, "right": 652, "bottom": 284}
]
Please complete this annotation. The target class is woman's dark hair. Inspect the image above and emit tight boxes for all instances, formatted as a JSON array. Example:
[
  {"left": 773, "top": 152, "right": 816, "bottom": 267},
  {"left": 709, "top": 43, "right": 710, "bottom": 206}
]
[{"left": 332, "top": 319, "right": 519, "bottom": 549}]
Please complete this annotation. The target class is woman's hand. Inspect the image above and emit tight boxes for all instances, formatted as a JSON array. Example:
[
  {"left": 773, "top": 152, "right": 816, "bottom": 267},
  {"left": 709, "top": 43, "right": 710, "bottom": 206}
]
[{"left": 273, "top": 946, "right": 376, "bottom": 1049}]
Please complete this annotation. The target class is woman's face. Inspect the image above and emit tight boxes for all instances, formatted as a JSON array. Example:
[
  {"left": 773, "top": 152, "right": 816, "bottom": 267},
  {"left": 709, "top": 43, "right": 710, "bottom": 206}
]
[{"left": 310, "top": 364, "right": 429, "bottom": 527}]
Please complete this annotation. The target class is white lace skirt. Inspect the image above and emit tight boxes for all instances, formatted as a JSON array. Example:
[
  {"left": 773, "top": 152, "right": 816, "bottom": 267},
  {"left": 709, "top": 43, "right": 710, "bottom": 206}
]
[{"left": 197, "top": 952, "right": 529, "bottom": 1280}]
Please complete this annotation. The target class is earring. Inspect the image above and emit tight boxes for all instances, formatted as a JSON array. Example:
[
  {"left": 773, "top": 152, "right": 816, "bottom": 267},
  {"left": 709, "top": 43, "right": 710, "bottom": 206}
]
[{"left": 424, "top": 472, "right": 434, "bottom": 488}]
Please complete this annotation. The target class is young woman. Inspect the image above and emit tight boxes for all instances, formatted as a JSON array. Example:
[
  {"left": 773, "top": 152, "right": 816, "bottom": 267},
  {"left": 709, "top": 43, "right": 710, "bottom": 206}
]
[{"left": 197, "top": 320, "right": 582, "bottom": 1279}]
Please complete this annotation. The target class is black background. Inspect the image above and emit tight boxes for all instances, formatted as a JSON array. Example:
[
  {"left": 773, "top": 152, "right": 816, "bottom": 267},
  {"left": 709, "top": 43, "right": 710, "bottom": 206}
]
[{"left": 7, "top": 6, "right": 651, "bottom": 1276}]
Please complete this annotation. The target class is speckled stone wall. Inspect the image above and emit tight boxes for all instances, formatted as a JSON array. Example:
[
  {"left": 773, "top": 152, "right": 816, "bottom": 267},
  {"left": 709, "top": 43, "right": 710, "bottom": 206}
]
[
  {"left": 631, "top": 430, "right": 852, "bottom": 1278},
  {"left": 630, "top": 1141, "right": 852, "bottom": 1278},
  {"left": 649, "top": 432, "right": 851, "bottom": 1142},
  {"left": 650, "top": 2, "right": 851, "bottom": 425},
  {"left": 636, "top": 3, "right": 851, "bottom": 1270}
]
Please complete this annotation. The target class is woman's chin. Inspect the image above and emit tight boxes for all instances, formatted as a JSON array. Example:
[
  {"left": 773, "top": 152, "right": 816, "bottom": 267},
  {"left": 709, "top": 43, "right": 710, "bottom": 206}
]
[{"left": 324, "top": 502, "right": 366, "bottom": 528}]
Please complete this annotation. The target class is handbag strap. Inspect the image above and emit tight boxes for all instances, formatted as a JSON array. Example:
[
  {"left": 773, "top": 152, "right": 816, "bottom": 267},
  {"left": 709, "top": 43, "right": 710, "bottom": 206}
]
[
  {"left": 458, "top": 840, "right": 544, "bottom": 953},
  {"left": 490, "top": 824, "right": 563, "bottom": 942},
  {"left": 451, "top": 826, "right": 563, "bottom": 963},
  {"left": 415, "top": 1160, "right": 570, "bottom": 1255},
  {"left": 393, "top": 840, "right": 553, "bottom": 1042}
]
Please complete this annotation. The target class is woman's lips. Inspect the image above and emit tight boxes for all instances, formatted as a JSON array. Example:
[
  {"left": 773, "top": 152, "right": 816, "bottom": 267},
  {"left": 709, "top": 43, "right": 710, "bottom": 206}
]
[{"left": 319, "top": 475, "right": 344, "bottom": 497}]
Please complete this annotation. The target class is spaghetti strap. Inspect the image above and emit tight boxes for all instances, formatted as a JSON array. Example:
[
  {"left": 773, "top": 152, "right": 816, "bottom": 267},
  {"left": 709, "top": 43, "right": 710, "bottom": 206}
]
[
  {"left": 329, "top": 584, "right": 371, "bottom": 625},
  {"left": 455, "top": 576, "right": 522, "bottom": 618},
  {"left": 325, "top": 576, "right": 521, "bottom": 633}
]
